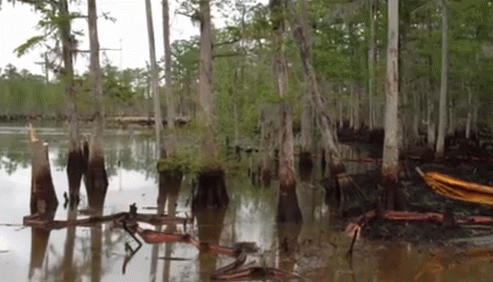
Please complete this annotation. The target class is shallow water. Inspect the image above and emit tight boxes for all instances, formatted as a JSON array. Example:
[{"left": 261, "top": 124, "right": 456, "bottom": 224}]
[{"left": 2, "top": 124, "right": 493, "bottom": 281}]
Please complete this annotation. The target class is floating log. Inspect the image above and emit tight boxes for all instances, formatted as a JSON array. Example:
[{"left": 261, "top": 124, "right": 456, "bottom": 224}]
[{"left": 416, "top": 167, "right": 493, "bottom": 205}]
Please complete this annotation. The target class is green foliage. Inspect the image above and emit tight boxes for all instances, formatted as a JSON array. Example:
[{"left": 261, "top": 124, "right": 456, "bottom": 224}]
[{"left": 158, "top": 146, "right": 201, "bottom": 174}]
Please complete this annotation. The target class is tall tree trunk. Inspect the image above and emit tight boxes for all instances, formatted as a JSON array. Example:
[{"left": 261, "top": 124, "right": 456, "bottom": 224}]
[
  {"left": 381, "top": 0, "right": 402, "bottom": 210},
  {"left": 286, "top": 0, "right": 342, "bottom": 166},
  {"left": 277, "top": 101, "right": 302, "bottom": 223},
  {"left": 60, "top": 0, "right": 84, "bottom": 205},
  {"left": 271, "top": 0, "right": 302, "bottom": 223},
  {"left": 199, "top": 0, "right": 216, "bottom": 157},
  {"left": 368, "top": 0, "right": 376, "bottom": 130},
  {"left": 86, "top": 0, "right": 108, "bottom": 212},
  {"left": 193, "top": 0, "right": 229, "bottom": 210},
  {"left": 435, "top": 0, "right": 448, "bottom": 158},
  {"left": 145, "top": 0, "right": 165, "bottom": 158},
  {"left": 162, "top": 0, "right": 177, "bottom": 155}
]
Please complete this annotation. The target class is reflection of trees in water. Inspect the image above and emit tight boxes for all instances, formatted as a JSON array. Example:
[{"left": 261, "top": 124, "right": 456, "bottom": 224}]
[
  {"left": 0, "top": 131, "right": 158, "bottom": 177},
  {"left": 98, "top": 133, "right": 157, "bottom": 179},
  {"left": 0, "top": 136, "right": 30, "bottom": 175},
  {"left": 34, "top": 223, "right": 126, "bottom": 281}
]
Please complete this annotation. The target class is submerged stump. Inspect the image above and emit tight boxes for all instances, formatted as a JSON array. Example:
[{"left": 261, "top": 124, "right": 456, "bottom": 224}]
[
  {"left": 192, "top": 168, "right": 229, "bottom": 210},
  {"left": 29, "top": 125, "right": 58, "bottom": 215},
  {"left": 84, "top": 139, "right": 108, "bottom": 212}
]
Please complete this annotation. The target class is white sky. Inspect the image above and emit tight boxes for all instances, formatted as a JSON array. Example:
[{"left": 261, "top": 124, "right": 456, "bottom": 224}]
[{"left": 0, "top": 0, "right": 199, "bottom": 76}]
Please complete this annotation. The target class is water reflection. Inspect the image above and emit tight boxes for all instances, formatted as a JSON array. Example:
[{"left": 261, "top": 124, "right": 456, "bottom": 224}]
[
  {"left": 196, "top": 208, "right": 227, "bottom": 281},
  {"left": 6, "top": 124, "right": 493, "bottom": 281},
  {"left": 60, "top": 208, "right": 77, "bottom": 282}
]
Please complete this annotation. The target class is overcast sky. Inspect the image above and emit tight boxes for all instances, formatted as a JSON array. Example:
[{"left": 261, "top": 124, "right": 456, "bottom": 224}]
[{"left": 0, "top": 0, "right": 199, "bottom": 76}]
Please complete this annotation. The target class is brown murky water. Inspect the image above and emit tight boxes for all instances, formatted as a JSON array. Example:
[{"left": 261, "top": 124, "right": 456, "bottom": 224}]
[{"left": 2, "top": 124, "right": 493, "bottom": 281}]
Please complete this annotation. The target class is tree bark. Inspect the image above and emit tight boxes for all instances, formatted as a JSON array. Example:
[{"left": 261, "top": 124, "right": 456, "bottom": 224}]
[
  {"left": 286, "top": 0, "right": 342, "bottom": 166},
  {"left": 145, "top": 0, "right": 165, "bottom": 157},
  {"left": 199, "top": 0, "right": 216, "bottom": 157},
  {"left": 381, "top": 0, "right": 402, "bottom": 210},
  {"left": 29, "top": 125, "right": 58, "bottom": 215},
  {"left": 193, "top": 0, "right": 229, "bottom": 209},
  {"left": 86, "top": 0, "right": 108, "bottom": 212},
  {"left": 277, "top": 101, "right": 302, "bottom": 223},
  {"left": 162, "top": 0, "right": 177, "bottom": 155},
  {"left": 60, "top": 0, "right": 84, "bottom": 205},
  {"left": 368, "top": 0, "right": 376, "bottom": 130},
  {"left": 435, "top": 0, "right": 448, "bottom": 158}
]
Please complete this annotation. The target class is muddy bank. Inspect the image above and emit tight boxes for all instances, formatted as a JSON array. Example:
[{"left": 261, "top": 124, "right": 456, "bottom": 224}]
[{"left": 325, "top": 141, "right": 493, "bottom": 246}]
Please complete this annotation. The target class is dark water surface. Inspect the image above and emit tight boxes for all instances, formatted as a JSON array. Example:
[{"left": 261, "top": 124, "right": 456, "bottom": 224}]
[{"left": 1, "top": 124, "right": 493, "bottom": 281}]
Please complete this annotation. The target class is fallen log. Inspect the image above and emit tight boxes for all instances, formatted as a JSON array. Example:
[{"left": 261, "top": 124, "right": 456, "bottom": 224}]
[
  {"left": 23, "top": 212, "right": 188, "bottom": 230},
  {"left": 345, "top": 210, "right": 493, "bottom": 238},
  {"left": 416, "top": 167, "right": 493, "bottom": 205}
]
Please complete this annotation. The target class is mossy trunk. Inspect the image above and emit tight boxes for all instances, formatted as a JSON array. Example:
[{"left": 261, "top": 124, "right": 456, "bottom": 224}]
[{"left": 276, "top": 102, "right": 302, "bottom": 223}]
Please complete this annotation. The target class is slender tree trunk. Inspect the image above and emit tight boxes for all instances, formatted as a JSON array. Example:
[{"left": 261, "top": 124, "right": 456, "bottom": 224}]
[
  {"left": 145, "top": 0, "right": 165, "bottom": 157},
  {"left": 60, "top": 0, "right": 84, "bottom": 205},
  {"left": 435, "top": 0, "right": 448, "bottom": 158},
  {"left": 162, "top": 0, "right": 177, "bottom": 155},
  {"left": 286, "top": 0, "right": 342, "bottom": 166},
  {"left": 86, "top": 0, "right": 108, "bottom": 212},
  {"left": 381, "top": 0, "right": 402, "bottom": 210},
  {"left": 271, "top": 0, "right": 302, "bottom": 223},
  {"left": 199, "top": 0, "right": 216, "bottom": 157},
  {"left": 295, "top": 0, "right": 313, "bottom": 180},
  {"left": 368, "top": 0, "right": 376, "bottom": 130}
]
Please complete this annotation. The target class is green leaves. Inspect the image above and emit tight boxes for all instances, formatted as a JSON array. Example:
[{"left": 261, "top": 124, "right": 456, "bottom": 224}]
[{"left": 14, "top": 35, "right": 45, "bottom": 57}]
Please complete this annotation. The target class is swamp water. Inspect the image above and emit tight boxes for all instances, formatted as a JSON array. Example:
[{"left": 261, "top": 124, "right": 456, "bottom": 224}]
[{"left": 1, "top": 124, "right": 493, "bottom": 281}]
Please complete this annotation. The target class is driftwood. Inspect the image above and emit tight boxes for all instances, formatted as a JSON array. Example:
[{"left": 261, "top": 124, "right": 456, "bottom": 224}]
[
  {"left": 131, "top": 223, "right": 302, "bottom": 281},
  {"left": 23, "top": 211, "right": 188, "bottom": 230},
  {"left": 345, "top": 210, "right": 493, "bottom": 238}
]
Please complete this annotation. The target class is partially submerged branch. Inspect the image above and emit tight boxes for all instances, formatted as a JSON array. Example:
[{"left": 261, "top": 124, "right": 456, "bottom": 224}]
[
  {"left": 23, "top": 211, "right": 188, "bottom": 230},
  {"left": 132, "top": 223, "right": 302, "bottom": 281}
]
